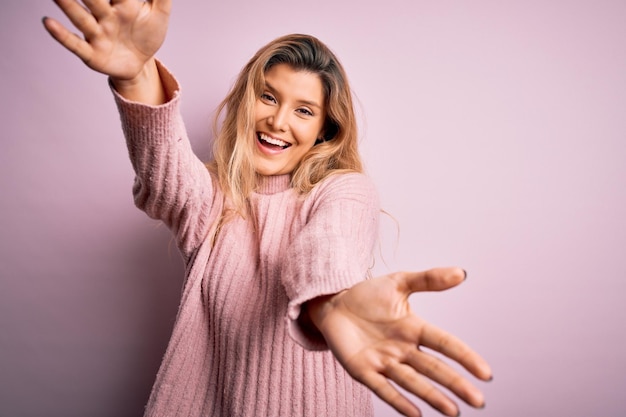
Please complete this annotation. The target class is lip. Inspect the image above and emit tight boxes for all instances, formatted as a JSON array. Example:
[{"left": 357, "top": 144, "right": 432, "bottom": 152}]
[{"left": 255, "top": 132, "right": 292, "bottom": 156}]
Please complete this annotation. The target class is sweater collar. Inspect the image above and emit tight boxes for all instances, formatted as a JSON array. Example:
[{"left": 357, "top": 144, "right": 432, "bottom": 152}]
[{"left": 255, "top": 174, "right": 292, "bottom": 195}]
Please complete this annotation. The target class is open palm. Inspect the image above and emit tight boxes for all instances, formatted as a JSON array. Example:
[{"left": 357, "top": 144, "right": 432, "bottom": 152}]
[
  {"left": 312, "top": 268, "right": 492, "bottom": 417},
  {"left": 43, "top": 0, "right": 171, "bottom": 80}
]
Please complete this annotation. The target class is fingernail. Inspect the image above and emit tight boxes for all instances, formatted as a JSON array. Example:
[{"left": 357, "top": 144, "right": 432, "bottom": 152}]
[
  {"left": 462, "top": 269, "right": 468, "bottom": 280},
  {"left": 487, "top": 375, "right": 494, "bottom": 382},
  {"left": 42, "top": 16, "right": 48, "bottom": 24},
  {"left": 478, "top": 402, "right": 486, "bottom": 410}
]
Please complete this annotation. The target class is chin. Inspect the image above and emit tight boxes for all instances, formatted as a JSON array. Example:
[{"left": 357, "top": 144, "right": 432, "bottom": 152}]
[
  {"left": 253, "top": 159, "right": 294, "bottom": 176},
  {"left": 254, "top": 165, "right": 287, "bottom": 176}
]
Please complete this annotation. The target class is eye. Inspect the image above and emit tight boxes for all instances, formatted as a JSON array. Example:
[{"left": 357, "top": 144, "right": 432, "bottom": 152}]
[
  {"left": 260, "top": 92, "right": 276, "bottom": 103},
  {"left": 296, "top": 107, "right": 314, "bottom": 117}
]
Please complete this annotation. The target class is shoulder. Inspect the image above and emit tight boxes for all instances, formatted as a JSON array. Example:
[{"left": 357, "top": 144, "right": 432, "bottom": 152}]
[
  {"left": 316, "top": 171, "right": 377, "bottom": 193},
  {"left": 308, "top": 172, "right": 379, "bottom": 207}
]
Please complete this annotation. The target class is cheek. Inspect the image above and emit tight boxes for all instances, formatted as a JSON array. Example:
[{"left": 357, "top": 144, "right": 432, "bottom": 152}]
[
  {"left": 253, "top": 108, "right": 261, "bottom": 124},
  {"left": 253, "top": 102, "right": 269, "bottom": 123},
  {"left": 297, "top": 132, "right": 319, "bottom": 149},
  {"left": 301, "top": 123, "right": 324, "bottom": 144}
]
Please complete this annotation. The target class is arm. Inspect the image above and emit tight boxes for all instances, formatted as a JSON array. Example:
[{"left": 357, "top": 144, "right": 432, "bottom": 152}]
[
  {"left": 280, "top": 173, "right": 380, "bottom": 349},
  {"left": 42, "top": 0, "right": 171, "bottom": 104},
  {"left": 112, "top": 66, "right": 218, "bottom": 257},
  {"left": 306, "top": 268, "right": 493, "bottom": 417},
  {"left": 43, "top": 1, "right": 217, "bottom": 257}
]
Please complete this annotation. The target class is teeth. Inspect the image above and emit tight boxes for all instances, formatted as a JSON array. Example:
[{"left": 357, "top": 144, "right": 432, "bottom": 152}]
[{"left": 259, "top": 133, "right": 289, "bottom": 148}]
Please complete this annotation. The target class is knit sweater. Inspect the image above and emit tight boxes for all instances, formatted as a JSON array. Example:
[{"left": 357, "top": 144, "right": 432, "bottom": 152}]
[{"left": 113, "top": 62, "right": 380, "bottom": 417}]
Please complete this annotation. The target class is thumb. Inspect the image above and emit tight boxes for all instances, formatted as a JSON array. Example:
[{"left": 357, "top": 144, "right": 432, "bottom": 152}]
[
  {"left": 397, "top": 267, "right": 466, "bottom": 294},
  {"left": 149, "top": 0, "right": 173, "bottom": 14}
]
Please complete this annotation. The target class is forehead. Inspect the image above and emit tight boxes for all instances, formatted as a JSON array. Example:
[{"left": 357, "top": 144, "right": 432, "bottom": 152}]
[{"left": 263, "top": 64, "right": 324, "bottom": 106}]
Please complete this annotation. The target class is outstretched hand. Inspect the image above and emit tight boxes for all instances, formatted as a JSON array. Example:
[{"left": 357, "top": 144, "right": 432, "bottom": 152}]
[
  {"left": 308, "top": 268, "right": 492, "bottom": 417},
  {"left": 43, "top": 0, "right": 171, "bottom": 81}
]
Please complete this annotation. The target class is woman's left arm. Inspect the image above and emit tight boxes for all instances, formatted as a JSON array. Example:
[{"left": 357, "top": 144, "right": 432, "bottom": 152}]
[
  {"left": 306, "top": 267, "right": 493, "bottom": 417},
  {"left": 281, "top": 173, "right": 380, "bottom": 349}
]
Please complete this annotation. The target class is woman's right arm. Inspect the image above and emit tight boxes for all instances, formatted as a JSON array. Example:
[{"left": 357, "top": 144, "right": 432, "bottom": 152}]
[
  {"left": 43, "top": 0, "right": 217, "bottom": 258},
  {"left": 43, "top": 0, "right": 171, "bottom": 104}
]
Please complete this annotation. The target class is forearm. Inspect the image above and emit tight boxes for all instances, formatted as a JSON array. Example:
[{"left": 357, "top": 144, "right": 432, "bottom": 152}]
[{"left": 110, "top": 58, "right": 167, "bottom": 105}]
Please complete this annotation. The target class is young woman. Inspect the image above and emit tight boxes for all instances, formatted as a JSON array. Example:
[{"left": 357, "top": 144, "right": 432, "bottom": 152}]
[{"left": 42, "top": 1, "right": 492, "bottom": 416}]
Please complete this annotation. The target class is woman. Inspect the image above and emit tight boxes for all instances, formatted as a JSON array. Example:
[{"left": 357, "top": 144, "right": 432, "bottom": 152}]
[{"left": 42, "top": 1, "right": 492, "bottom": 416}]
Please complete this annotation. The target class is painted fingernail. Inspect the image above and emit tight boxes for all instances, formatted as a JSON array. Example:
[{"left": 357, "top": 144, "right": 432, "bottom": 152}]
[
  {"left": 478, "top": 402, "right": 486, "bottom": 410},
  {"left": 462, "top": 269, "right": 468, "bottom": 280}
]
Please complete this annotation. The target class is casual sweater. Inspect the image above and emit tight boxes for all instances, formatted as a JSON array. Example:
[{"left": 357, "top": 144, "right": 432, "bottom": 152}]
[{"left": 113, "top": 62, "right": 380, "bottom": 417}]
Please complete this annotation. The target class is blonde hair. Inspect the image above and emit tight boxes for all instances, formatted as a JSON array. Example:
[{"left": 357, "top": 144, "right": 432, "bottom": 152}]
[{"left": 208, "top": 34, "right": 363, "bottom": 215}]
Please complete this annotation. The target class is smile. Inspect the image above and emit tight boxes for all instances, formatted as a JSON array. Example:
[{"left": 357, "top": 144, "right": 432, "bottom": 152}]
[{"left": 257, "top": 132, "right": 291, "bottom": 150}]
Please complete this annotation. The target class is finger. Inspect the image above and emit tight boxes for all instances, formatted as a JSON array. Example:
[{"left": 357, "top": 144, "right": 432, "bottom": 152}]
[
  {"left": 359, "top": 371, "right": 422, "bottom": 417},
  {"left": 405, "top": 348, "right": 485, "bottom": 408},
  {"left": 81, "top": 0, "right": 112, "bottom": 21},
  {"left": 421, "top": 323, "right": 493, "bottom": 382},
  {"left": 397, "top": 267, "right": 465, "bottom": 294},
  {"left": 42, "top": 17, "right": 94, "bottom": 62},
  {"left": 384, "top": 362, "right": 459, "bottom": 417},
  {"left": 53, "top": 0, "right": 100, "bottom": 39}
]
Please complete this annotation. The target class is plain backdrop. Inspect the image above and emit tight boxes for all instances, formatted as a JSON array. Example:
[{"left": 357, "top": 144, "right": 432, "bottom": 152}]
[{"left": 1, "top": 1, "right": 625, "bottom": 416}]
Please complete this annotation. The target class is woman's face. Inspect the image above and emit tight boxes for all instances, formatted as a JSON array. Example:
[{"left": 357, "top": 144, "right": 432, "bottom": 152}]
[{"left": 253, "top": 63, "right": 325, "bottom": 176}]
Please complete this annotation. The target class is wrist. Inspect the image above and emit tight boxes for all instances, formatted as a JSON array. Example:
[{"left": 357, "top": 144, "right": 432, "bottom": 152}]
[
  {"left": 305, "top": 291, "right": 346, "bottom": 334},
  {"left": 110, "top": 59, "right": 167, "bottom": 105}
]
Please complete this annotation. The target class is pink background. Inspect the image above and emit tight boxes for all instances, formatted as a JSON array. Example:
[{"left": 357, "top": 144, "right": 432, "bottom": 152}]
[{"left": 2, "top": 1, "right": 625, "bottom": 416}]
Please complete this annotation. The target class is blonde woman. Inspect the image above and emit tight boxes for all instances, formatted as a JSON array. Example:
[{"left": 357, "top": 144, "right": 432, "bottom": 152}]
[{"left": 43, "top": 1, "right": 492, "bottom": 416}]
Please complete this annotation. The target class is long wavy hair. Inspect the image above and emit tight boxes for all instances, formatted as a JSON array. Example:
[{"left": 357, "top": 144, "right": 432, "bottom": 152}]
[{"left": 208, "top": 34, "right": 363, "bottom": 215}]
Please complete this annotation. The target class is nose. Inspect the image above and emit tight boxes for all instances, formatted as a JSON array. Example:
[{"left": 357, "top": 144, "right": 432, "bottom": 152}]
[{"left": 267, "top": 106, "right": 289, "bottom": 132}]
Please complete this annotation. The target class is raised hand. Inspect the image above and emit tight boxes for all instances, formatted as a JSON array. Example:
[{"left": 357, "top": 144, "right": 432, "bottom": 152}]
[
  {"left": 43, "top": 0, "right": 171, "bottom": 81},
  {"left": 307, "top": 268, "right": 492, "bottom": 417}
]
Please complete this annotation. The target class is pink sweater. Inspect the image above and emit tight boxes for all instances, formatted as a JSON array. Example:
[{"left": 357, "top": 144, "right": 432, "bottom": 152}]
[{"left": 113, "top": 63, "right": 380, "bottom": 417}]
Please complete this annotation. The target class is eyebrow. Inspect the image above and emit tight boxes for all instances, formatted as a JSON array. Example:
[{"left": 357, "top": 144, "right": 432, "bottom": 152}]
[{"left": 264, "top": 81, "right": 323, "bottom": 110}]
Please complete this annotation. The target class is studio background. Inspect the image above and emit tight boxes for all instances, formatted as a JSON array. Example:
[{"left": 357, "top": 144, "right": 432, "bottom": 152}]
[{"left": 1, "top": 1, "right": 625, "bottom": 416}]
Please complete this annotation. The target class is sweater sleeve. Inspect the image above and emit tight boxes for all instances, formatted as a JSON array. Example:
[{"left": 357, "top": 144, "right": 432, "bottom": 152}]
[
  {"left": 112, "top": 61, "right": 219, "bottom": 261},
  {"left": 281, "top": 173, "right": 380, "bottom": 350}
]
